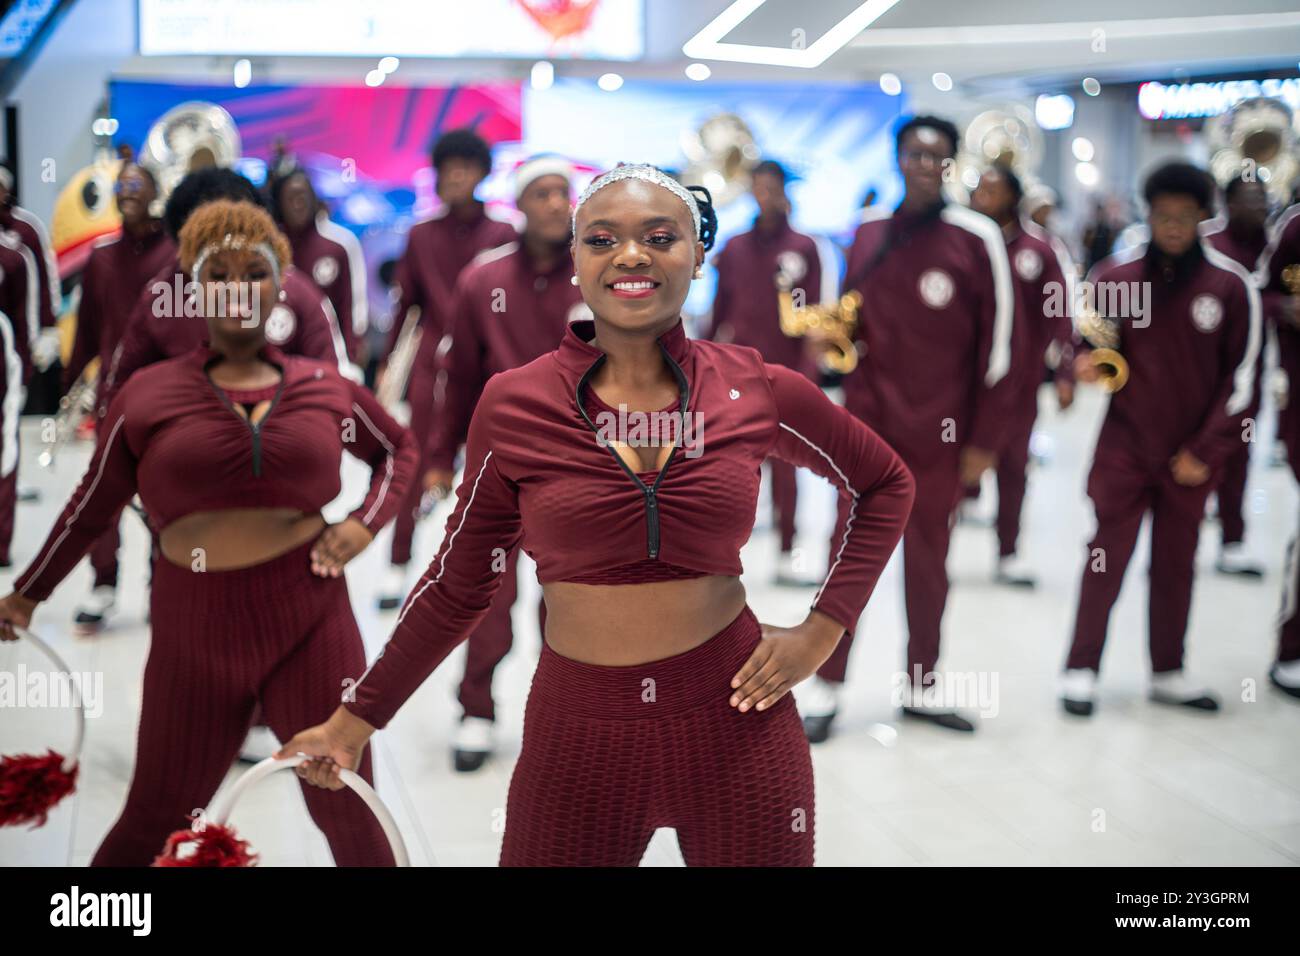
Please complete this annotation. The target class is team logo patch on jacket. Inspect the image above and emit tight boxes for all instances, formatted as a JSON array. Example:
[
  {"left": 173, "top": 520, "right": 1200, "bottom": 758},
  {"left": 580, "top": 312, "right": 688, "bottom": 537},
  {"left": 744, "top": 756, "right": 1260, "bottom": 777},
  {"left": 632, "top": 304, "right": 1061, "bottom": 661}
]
[
  {"left": 1190, "top": 294, "right": 1223, "bottom": 332},
  {"left": 312, "top": 255, "right": 339, "bottom": 288},
  {"left": 265, "top": 304, "right": 296, "bottom": 344},
  {"left": 776, "top": 250, "right": 808, "bottom": 284},
  {"left": 1014, "top": 248, "right": 1042, "bottom": 282},
  {"left": 918, "top": 268, "right": 955, "bottom": 309}
]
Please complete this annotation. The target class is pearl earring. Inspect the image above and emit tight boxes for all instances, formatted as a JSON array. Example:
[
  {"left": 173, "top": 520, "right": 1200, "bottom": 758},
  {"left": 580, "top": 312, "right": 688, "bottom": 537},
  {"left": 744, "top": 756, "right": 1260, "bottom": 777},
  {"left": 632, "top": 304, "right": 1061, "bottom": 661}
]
[
  {"left": 693, "top": 266, "right": 703, "bottom": 279},
  {"left": 570, "top": 275, "right": 580, "bottom": 286}
]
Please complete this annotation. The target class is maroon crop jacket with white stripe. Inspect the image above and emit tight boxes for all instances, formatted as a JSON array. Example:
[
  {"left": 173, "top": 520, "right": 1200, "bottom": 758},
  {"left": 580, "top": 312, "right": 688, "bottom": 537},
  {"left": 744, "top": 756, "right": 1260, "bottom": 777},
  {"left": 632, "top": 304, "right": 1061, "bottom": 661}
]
[
  {"left": 346, "top": 317, "right": 916, "bottom": 729},
  {"left": 14, "top": 344, "right": 418, "bottom": 602}
]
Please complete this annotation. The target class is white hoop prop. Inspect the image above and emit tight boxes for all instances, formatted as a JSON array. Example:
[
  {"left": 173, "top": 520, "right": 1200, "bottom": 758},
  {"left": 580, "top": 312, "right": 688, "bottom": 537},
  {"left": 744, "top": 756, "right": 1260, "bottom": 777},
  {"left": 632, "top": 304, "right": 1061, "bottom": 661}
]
[
  {"left": 203, "top": 755, "right": 410, "bottom": 867},
  {"left": 9, "top": 626, "right": 86, "bottom": 775}
]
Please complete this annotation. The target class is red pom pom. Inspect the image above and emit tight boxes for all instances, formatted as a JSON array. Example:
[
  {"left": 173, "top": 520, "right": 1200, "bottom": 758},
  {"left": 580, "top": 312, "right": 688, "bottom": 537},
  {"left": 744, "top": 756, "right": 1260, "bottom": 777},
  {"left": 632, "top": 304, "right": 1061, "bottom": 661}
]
[
  {"left": 152, "top": 823, "right": 258, "bottom": 867},
  {"left": 0, "top": 750, "right": 78, "bottom": 828}
]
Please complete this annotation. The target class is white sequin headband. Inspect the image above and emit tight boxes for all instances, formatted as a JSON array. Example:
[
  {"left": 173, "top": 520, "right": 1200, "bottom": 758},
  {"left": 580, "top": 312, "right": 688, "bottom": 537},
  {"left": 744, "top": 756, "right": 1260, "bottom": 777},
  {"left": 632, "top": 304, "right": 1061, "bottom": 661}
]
[
  {"left": 573, "top": 164, "right": 701, "bottom": 240},
  {"left": 190, "top": 233, "right": 282, "bottom": 288}
]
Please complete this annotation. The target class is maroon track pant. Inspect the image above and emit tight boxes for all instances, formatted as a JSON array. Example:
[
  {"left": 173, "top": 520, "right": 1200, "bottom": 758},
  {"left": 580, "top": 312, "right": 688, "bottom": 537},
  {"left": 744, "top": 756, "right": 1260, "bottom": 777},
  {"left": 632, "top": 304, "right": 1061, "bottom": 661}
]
[
  {"left": 1275, "top": 447, "right": 1300, "bottom": 663},
  {"left": 1213, "top": 441, "right": 1249, "bottom": 546},
  {"left": 1065, "top": 447, "right": 1213, "bottom": 674},
  {"left": 818, "top": 450, "right": 960, "bottom": 685},
  {"left": 995, "top": 386, "right": 1038, "bottom": 558},
  {"left": 91, "top": 540, "right": 395, "bottom": 866},
  {"left": 501, "top": 606, "right": 815, "bottom": 866},
  {"left": 390, "top": 369, "right": 433, "bottom": 567}
]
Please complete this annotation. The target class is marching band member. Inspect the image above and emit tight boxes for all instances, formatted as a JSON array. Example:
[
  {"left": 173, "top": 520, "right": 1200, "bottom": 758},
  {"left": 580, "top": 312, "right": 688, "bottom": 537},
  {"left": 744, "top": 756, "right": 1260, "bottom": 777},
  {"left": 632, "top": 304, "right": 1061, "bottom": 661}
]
[
  {"left": 0, "top": 161, "right": 61, "bottom": 332},
  {"left": 98, "top": 168, "right": 350, "bottom": 415},
  {"left": 802, "top": 116, "right": 1018, "bottom": 739},
  {"left": 1257, "top": 196, "right": 1300, "bottom": 699},
  {"left": 0, "top": 200, "right": 418, "bottom": 865},
  {"left": 377, "top": 128, "right": 518, "bottom": 610},
  {"left": 969, "top": 163, "right": 1077, "bottom": 588},
  {"left": 270, "top": 166, "right": 369, "bottom": 363},
  {"left": 424, "top": 155, "right": 582, "bottom": 771},
  {"left": 1061, "top": 162, "right": 1261, "bottom": 716},
  {"left": 277, "top": 164, "right": 914, "bottom": 866},
  {"left": 705, "top": 159, "right": 835, "bottom": 586},
  {"left": 59, "top": 162, "right": 175, "bottom": 631},
  {"left": 1200, "top": 174, "right": 1269, "bottom": 578}
]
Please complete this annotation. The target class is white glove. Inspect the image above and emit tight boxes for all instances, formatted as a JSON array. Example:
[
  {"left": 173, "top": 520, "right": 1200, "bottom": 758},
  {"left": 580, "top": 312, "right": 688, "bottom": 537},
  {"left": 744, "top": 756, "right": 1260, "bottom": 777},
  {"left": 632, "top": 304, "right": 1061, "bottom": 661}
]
[{"left": 32, "top": 328, "right": 61, "bottom": 372}]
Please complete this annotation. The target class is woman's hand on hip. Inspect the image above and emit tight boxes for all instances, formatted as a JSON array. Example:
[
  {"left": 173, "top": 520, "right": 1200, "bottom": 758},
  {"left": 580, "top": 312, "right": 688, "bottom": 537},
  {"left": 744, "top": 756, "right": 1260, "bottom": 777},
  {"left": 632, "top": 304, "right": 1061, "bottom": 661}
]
[
  {"left": 310, "top": 518, "right": 375, "bottom": 577},
  {"left": 730, "top": 609, "right": 845, "bottom": 713},
  {"left": 0, "top": 592, "right": 37, "bottom": 641},
  {"left": 275, "top": 706, "right": 374, "bottom": 791}
]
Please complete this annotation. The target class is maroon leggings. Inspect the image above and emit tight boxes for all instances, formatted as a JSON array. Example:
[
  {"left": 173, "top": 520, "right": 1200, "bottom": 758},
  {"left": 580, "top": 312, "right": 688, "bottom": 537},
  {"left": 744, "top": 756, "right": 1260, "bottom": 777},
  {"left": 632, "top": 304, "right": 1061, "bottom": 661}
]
[
  {"left": 500, "top": 606, "right": 815, "bottom": 866},
  {"left": 91, "top": 539, "right": 395, "bottom": 866}
]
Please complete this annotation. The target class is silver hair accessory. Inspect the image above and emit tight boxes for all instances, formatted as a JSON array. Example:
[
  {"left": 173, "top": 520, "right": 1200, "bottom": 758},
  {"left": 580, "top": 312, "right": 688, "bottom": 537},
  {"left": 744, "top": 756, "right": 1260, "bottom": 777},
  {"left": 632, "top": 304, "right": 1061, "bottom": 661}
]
[
  {"left": 573, "top": 164, "right": 700, "bottom": 239},
  {"left": 190, "top": 233, "right": 282, "bottom": 288}
]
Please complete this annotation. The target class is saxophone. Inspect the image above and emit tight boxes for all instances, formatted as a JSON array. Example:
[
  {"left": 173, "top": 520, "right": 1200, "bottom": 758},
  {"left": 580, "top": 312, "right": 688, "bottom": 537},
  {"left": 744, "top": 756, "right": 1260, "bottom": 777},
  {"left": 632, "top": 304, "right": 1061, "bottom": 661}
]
[
  {"left": 1076, "top": 305, "right": 1129, "bottom": 393},
  {"left": 775, "top": 260, "right": 862, "bottom": 375}
]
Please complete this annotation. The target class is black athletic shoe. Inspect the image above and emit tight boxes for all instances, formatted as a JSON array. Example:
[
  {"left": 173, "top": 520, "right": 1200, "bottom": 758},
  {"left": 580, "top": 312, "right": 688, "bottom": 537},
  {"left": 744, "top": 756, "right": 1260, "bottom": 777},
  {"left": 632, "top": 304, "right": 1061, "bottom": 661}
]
[
  {"left": 453, "top": 749, "right": 489, "bottom": 773},
  {"left": 802, "top": 713, "right": 836, "bottom": 744},
  {"left": 901, "top": 707, "right": 975, "bottom": 732},
  {"left": 377, "top": 595, "right": 403, "bottom": 611},
  {"left": 1151, "top": 694, "right": 1220, "bottom": 712},
  {"left": 1062, "top": 698, "right": 1094, "bottom": 717}
]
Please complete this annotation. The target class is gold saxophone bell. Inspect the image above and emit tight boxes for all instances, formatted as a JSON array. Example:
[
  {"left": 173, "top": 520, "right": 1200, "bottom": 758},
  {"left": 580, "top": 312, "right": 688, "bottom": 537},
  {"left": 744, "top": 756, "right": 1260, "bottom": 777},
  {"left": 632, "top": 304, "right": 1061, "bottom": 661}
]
[
  {"left": 775, "top": 271, "right": 862, "bottom": 374},
  {"left": 1076, "top": 306, "right": 1129, "bottom": 393}
]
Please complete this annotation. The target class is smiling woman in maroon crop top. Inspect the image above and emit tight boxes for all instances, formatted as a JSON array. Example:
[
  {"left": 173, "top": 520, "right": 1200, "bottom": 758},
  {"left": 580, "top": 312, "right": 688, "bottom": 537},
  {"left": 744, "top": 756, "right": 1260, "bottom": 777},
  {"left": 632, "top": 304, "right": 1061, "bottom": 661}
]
[
  {"left": 0, "top": 200, "right": 418, "bottom": 867},
  {"left": 280, "top": 165, "right": 916, "bottom": 866}
]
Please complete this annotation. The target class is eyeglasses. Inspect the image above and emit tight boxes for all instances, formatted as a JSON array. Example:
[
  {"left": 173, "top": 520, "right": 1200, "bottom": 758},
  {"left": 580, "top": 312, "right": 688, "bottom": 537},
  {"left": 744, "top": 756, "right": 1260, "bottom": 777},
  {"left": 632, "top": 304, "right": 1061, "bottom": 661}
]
[
  {"left": 899, "top": 148, "right": 950, "bottom": 169},
  {"left": 115, "top": 180, "right": 146, "bottom": 196},
  {"left": 1149, "top": 211, "right": 1201, "bottom": 228}
]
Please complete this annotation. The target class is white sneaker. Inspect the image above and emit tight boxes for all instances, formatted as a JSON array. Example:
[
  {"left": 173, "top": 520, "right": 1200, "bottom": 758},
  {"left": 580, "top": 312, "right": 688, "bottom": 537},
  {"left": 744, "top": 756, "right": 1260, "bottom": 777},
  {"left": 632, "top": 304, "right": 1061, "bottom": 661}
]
[
  {"left": 1150, "top": 670, "right": 1219, "bottom": 711},
  {"left": 1215, "top": 543, "right": 1264, "bottom": 578},
  {"left": 73, "top": 585, "right": 116, "bottom": 634},
  {"left": 452, "top": 716, "right": 495, "bottom": 772},
  {"left": 238, "top": 725, "right": 281, "bottom": 764},
  {"left": 1060, "top": 668, "right": 1097, "bottom": 715},
  {"left": 798, "top": 676, "right": 840, "bottom": 719},
  {"left": 775, "top": 551, "right": 820, "bottom": 587},
  {"left": 1271, "top": 659, "right": 1300, "bottom": 688},
  {"left": 377, "top": 564, "right": 408, "bottom": 611},
  {"left": 995, "top": 552, "right": 1037, "bottom": 588}
]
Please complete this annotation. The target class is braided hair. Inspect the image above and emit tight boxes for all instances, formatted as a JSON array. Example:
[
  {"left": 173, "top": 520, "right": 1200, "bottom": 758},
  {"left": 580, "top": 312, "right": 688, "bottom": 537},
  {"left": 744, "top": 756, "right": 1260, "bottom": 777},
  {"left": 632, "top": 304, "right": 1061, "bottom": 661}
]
[{"left": 686, "top": 183, "right": 718, "bottom": 252}]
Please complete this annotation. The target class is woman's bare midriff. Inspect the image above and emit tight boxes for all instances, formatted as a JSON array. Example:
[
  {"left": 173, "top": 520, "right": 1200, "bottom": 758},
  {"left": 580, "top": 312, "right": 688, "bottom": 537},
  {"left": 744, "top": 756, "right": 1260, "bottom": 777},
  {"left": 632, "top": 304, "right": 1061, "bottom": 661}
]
[
  {"left": 159, "top": 509, "right": 326, "bottom": 571},
  {"left": 541, "top": 575, "right": 748, "bottom": 666}
]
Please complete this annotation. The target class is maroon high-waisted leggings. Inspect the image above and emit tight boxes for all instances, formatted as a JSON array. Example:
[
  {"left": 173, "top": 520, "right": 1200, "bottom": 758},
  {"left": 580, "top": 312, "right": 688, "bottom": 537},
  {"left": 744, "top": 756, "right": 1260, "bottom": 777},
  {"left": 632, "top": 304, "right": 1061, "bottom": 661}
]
[
  {"left": 500, "top": 606, "right": 815, "bottom": 866},
  {"left": 90, "top": 539, "right": 395, "bottom": 866}
]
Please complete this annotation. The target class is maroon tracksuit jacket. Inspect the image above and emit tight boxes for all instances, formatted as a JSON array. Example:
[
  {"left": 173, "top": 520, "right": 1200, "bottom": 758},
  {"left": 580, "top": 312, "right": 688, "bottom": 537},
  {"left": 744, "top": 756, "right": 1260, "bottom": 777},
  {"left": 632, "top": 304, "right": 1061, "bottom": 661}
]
[
  {"left": 99, "top": 257, "right": 347, "bottom": 415},
  {"left": 284, "top": 212, "right": 368, "bottom": 362},
  {"left": 1258, "top": 203, "right": 1300, "bottom": 663},
  {"left": 385, "top": 201, "right": 518, "bottom": 566},
  {"left": 818, "top": 200, "right": 1018, "bottom": 685},
  {"left": 707, "top": 214, "right": 830, "bottom": 553},
  {"left": 426, "top": 240, "right": 586, "bottom": 720},
  {"left": 1066, "top": 240, "right": 1261, "bottom": 673},
  {"left": 65, "top": 228, "right": 177, "bottom": 398},
  {"left": 0, "top": 203, "right": 60, "bottom": 328},
  {"left": 993, "top": 217, "right": 1076, "bottom": 558},
  {"left": 1202, "top": 218, "right": 1271, "bottom": 548}
]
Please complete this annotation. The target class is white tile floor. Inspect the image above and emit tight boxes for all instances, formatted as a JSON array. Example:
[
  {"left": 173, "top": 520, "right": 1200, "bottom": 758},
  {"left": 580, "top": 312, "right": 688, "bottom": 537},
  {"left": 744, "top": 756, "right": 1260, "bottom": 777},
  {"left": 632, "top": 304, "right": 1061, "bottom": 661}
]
[{"left": 2, "top": 383, "right": 1297, "bottom": 866}]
